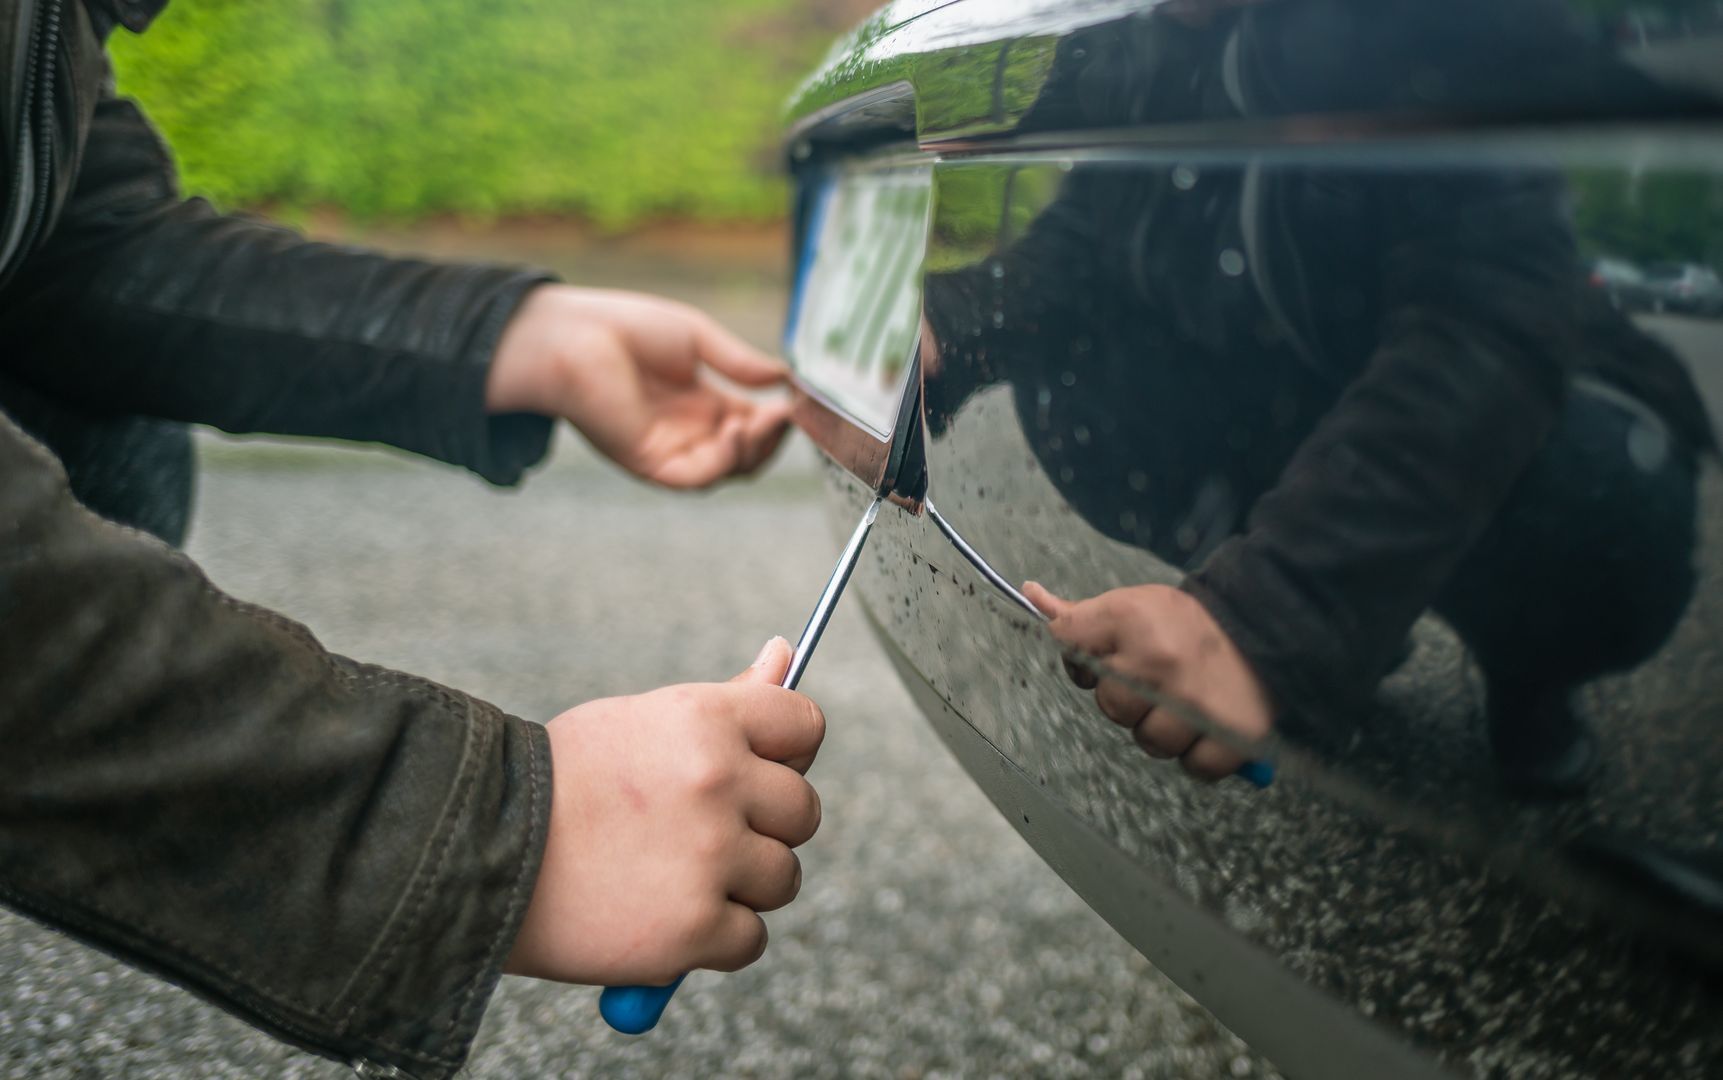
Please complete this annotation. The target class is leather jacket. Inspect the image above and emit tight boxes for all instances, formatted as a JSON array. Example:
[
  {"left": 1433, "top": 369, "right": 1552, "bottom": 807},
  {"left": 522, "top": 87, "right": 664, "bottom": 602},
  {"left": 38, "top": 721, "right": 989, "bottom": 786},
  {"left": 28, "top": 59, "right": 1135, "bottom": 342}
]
[{"left": 3, "top": 2, "right": 556, "bottom": 1076}]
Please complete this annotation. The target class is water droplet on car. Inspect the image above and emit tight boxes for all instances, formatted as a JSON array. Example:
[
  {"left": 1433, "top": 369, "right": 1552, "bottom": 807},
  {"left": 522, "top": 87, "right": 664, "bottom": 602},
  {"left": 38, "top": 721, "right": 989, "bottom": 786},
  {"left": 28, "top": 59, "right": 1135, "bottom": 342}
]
[
  {"left": 1172, "top": 165, "right": 1198, "bottom": 190},
  {"left": 1128, "top": 470, "right": 1149, "bottom": 492},
  {"left": 992, "top": 309, "right": 1006, "bottom": 328},
  {"left": 1073, "top": 424, "right": 1091, "bottom": 446},
  {"left": 990, "top": 260, "right": 1005, "bottom": 279},
  {"left": 1219, "top": 249, "right": 1247, "bottom": 277},
  {"left": 1060, "top": 370, "right": 1077, "bottom": 387}
]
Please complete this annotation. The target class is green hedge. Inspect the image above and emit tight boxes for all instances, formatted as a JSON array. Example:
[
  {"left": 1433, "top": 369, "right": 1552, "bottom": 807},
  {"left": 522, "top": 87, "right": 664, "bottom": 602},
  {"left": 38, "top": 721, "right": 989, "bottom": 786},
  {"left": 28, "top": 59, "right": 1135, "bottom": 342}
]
[{"left": 109, "top": 0, "right": 833, "bottom": 227}]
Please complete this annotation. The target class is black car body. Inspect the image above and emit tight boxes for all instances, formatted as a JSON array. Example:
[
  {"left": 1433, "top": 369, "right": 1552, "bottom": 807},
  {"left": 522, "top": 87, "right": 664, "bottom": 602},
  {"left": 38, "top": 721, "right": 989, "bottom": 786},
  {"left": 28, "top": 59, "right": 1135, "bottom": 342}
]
[{"left": 781, "top": 2, "right": 1723, "bottom": 1077}]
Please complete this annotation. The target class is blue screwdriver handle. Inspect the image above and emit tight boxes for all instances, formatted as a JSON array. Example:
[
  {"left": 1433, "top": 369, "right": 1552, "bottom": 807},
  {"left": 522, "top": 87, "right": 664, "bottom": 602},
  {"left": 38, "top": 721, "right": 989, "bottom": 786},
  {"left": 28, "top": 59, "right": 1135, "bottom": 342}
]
[
  {"left": 599, "top": 976, "right": 685, "bottom": 1035},
  {"left": 1235, "top": 759, "right": 1275, "bottom": 788},
  {"left": 596, "top": 498, "right": 884, "bottom": 1036}
]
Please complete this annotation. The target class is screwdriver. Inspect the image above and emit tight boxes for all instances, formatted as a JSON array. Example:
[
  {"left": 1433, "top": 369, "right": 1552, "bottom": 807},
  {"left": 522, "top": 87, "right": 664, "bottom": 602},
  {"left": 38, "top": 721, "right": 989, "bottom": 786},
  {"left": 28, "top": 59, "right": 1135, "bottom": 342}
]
[{"left": 598, "top": 495, "right": 885, "bottom": 1036}]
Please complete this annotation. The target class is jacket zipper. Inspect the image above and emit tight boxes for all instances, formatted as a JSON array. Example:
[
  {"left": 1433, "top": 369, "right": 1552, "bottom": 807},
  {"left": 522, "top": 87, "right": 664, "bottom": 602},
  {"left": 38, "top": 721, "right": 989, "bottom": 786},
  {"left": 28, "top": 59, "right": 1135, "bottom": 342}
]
[
  {"left": 1, "top": 0, "right": 62, "bottom": 285},
  {"left": 24, "top": 0, "right": 63, "bottom": 252}
]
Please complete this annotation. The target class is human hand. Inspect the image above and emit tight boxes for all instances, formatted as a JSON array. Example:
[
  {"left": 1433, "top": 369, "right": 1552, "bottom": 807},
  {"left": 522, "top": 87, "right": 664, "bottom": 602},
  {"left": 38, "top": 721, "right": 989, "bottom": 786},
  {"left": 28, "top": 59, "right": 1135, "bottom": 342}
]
[
  {"left": 1023, "top": 582, "right": 1274, "bottom": 781},
  {"left": 503, "top": 638, "right": 824, "bottom": 986},
  {"left": 486, "top": 286, "right": 793, "bottom": 488}
]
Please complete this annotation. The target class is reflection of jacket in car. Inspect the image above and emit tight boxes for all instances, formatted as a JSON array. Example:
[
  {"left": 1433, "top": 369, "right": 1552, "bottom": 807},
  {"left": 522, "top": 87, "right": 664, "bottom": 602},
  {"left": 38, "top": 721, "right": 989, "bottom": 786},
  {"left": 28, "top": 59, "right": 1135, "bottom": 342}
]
[
  {"left": 922, "top": 0, "right": 1714, "bottom": 734},
  {"left": 2, "top": 3, "right": 555, "bottom": 1077}
]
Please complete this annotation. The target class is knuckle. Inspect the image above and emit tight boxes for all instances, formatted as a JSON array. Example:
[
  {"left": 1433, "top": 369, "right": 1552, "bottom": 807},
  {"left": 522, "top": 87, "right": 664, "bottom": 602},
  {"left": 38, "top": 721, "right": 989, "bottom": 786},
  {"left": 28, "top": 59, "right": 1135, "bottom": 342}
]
[
  {"left": 796, "top": 782, "right": 823, "bottom": 843},
  {"left": 711, "top": 915, "right": 768, "bottom": 973},
  {"left": 1095, "top": 682, "right": 1144, "bottom": 726},
  {"left": 687, "top": 898, "right": 729, "bottom": 942},
  {"left": 755, "top": 850, "right": 802, "bottom": 912},
  {"left": 661, "top": 685, "right": 705, "bottom": 724},
  {"left": 1183, "top": 759, "right": 1230, "bottom": 783},
  {"left": 801, "top": 697, "right": 827, "bottom": 746},
  {"left": 745, "top": 917, "right": 770, "bottom": 965},
  {"left": 687, "top": 820, "right": 730, "bottom": 863},
  {"left": 1183, "top": 739, "right": 1240, "bottom": 782},
  {"left": 1134, "top": 714, "right": 1189, "bottom": 758},
  {"left": 681, "top": 753, "right": 734, "bottom": 798}
]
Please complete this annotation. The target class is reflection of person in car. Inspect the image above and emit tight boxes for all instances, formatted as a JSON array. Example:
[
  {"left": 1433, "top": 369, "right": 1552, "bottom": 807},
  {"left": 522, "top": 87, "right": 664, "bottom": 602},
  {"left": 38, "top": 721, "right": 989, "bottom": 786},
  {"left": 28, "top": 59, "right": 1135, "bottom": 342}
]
[{"left": 922, "top": 0, "right": 1715, "bottom": 794}]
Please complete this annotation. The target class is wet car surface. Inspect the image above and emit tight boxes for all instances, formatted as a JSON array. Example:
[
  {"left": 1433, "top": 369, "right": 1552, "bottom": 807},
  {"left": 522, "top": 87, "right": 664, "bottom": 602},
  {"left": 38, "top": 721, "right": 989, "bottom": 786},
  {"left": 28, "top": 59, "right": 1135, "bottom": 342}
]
[{"left": 783, "top": 1, "right": 1723, "bottom": 1076}]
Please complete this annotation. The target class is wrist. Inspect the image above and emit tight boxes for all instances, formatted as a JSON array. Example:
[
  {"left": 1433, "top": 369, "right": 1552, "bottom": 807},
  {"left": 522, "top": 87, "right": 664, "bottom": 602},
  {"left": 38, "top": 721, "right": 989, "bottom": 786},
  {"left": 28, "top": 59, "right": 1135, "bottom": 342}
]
[{"left": 486, "top": 284, "right": 578, "bottom": 416}]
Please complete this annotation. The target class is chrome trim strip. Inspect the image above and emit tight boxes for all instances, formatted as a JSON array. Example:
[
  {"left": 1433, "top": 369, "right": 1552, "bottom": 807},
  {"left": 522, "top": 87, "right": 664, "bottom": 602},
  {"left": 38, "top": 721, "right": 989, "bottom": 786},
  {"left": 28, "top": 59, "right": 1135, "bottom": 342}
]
[{"left": 924, "top": 499, "right": 1047, "bottom": 622}]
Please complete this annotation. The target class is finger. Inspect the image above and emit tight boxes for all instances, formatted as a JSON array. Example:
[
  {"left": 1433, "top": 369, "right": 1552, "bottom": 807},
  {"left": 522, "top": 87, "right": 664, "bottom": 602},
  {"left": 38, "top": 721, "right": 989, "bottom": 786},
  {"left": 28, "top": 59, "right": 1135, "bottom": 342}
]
[
  {"left": 741, "top": 759, "right": 822, "bottom": 845},
  {"left": 649, "top": 422, "right": 748, "bottom": 489},
  {"left": 1038, "top": 594, "right": 1122, "bottom": 659},
  {"left": 1094, "top": 675, "right": 1154, "bottom": 729},
  {"left": 695, "top": 903, "right": 770, "bottom": 973},
  {"left": 727, "top": 834, "right": 803, "bottom": 912},
  {"left": 695, "top": 319, "right": 789, "bottom": 387},
  {"left": 731, "top": 683, "right": 826, "bottom": 765},
  {"left": 1030, "top": 585, "right": 1104, "bottom": 688},
  {"left": 1022, "top": 581, "right": 1071, "bottom": 619},
  {"left": 1133, "top": 705, "right": 1199, "bottom": 759},
  {"left": 733, "top": 399, "right": 794, "bottom": 476},
  {"left": 1181, "top": 736, "right": 1247, "bottom": 783},
  {"left": 1062, "top": 653, "right": 1100, "bottom": 690},
  {"left": 731, "top": 637, "right": 792, "bottom": 686}
]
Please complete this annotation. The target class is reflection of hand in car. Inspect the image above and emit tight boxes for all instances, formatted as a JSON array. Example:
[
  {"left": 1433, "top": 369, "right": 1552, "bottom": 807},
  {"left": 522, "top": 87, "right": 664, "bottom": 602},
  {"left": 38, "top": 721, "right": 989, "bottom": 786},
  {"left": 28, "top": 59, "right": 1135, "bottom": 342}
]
[{"left": 1024, "top": 582, "right": 1274, "bottom": 781}]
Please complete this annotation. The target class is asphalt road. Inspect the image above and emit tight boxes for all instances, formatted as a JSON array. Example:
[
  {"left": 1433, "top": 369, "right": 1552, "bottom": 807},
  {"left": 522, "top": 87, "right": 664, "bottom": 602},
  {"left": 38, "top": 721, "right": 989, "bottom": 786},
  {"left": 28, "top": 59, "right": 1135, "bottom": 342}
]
[{"left": 0, "top": 430, "right": 1274, "bottom": 1079}]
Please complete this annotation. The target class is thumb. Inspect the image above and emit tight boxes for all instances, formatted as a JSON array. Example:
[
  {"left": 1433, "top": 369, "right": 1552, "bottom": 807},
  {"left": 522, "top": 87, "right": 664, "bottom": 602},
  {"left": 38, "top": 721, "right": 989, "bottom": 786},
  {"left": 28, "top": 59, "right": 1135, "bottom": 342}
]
[{"left": 732, "top": 637, "right": 792, "bottom": 685}]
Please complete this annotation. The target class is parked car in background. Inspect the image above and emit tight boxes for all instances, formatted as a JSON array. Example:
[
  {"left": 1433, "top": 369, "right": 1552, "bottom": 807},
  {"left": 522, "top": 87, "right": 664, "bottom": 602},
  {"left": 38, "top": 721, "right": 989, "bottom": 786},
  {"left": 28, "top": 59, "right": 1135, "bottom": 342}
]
[
  {"left": 1587, "top": 255, "right": 1657, "bottom": 311},
  {"left": 783, "top": 1, "right": 1723, "bottom": 1077},
  {"left": 1645, "top": 261, "right": 1723, "bottom": 315}
]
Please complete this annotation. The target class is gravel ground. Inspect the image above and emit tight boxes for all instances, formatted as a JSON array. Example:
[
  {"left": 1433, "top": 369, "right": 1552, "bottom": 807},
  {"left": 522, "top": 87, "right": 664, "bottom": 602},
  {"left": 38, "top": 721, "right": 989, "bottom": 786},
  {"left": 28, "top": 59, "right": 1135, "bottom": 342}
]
[{"left": 0, "top": 431, "right": 1274, "bottom": 1079}]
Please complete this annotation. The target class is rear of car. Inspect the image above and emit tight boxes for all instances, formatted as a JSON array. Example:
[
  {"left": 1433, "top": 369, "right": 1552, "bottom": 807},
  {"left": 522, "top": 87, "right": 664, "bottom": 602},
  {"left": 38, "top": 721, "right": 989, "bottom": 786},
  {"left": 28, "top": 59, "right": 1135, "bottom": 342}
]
[
  {"left": 781, "top": 2, "right": 1723, "bottom": 1077},
  {"left": 1588, "top": 255, "right": 1655, "bottom": 311},
  {"left": 1646, "top": 261, "right": 1723, "bottom": 314}
]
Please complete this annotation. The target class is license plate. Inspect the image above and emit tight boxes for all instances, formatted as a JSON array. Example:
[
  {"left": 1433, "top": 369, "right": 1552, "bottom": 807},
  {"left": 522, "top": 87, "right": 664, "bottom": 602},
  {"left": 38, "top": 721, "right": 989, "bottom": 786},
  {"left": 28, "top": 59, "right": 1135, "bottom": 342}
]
[{"left": 787, "top": 164, "right": 934, "bottom": 439}]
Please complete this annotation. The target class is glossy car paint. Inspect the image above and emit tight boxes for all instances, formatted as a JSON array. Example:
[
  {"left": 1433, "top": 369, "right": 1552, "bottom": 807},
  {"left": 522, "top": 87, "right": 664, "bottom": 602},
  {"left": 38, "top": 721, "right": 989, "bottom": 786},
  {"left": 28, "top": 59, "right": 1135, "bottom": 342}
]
[{"left": 784, "top": 2, "right": 1723, "bottom": 1077}]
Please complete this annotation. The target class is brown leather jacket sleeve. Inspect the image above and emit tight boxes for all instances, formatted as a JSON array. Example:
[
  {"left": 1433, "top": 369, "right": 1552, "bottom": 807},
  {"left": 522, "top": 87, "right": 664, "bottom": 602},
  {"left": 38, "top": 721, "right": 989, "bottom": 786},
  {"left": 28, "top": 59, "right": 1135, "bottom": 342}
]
[
  {"left": 0, "top": 93, "right": 554, "bottom": 486},
  {"left": 0, "top": 411, "right": 552, "bottom": 1079}
]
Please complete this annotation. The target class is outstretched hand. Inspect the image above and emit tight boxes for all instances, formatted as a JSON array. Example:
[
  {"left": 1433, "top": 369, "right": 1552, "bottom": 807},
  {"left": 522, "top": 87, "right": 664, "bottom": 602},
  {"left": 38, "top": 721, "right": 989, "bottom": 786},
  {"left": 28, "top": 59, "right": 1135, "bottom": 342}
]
[
  {"left": 487, "top": 286, "right": 793, "bottom": 488},
  {"left": 1024, "top": 582, "right": 1275, "bottom": 782}
]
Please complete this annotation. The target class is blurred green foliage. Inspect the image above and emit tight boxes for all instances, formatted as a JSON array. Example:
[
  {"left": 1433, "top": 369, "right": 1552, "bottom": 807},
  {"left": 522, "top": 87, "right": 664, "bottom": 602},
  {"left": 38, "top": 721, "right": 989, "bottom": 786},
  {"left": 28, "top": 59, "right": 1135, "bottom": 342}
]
[
  {"left": 109, "top": 0, "right": 835, "bottom": 226},
  {"left": 1572, "top": 170, "right": 1723, "bottom": 265}
]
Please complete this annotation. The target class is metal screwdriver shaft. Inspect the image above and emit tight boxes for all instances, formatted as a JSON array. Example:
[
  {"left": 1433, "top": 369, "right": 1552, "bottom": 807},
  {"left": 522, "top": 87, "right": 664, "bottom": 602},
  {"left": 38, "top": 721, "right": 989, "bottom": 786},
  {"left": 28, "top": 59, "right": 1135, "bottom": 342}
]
[{"left": 598, "top": 496, "right": 885, "bottom": 1035}]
